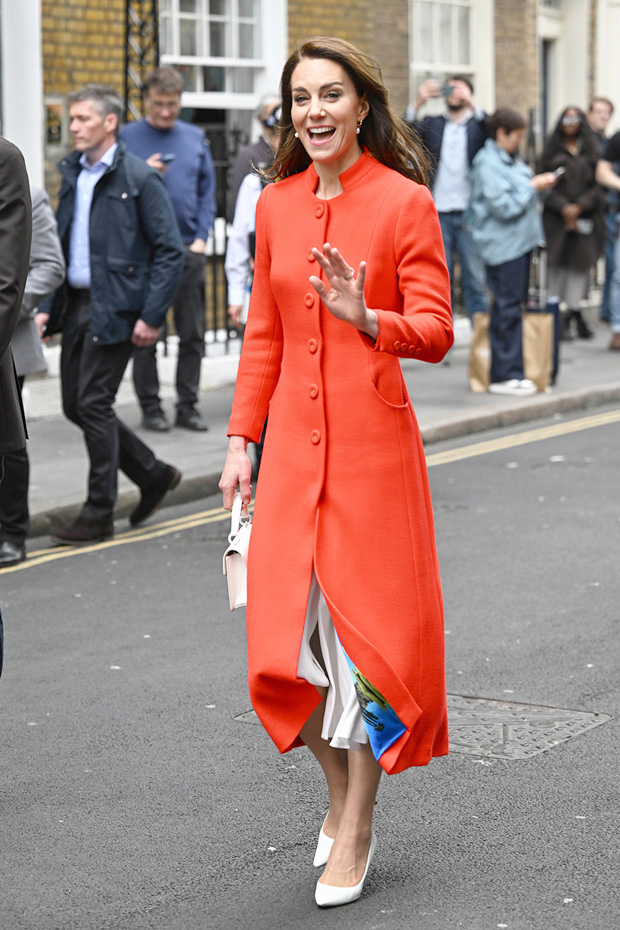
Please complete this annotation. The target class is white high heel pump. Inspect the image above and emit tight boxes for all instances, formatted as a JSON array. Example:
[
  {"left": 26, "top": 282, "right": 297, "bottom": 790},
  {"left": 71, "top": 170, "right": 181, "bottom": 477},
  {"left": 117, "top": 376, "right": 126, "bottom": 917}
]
[
  {"left": 313, "top": 818, "right": 335, "bottom": 867},
  {"left": 314, "top": 831, "right": 377, "bottom": 908}
]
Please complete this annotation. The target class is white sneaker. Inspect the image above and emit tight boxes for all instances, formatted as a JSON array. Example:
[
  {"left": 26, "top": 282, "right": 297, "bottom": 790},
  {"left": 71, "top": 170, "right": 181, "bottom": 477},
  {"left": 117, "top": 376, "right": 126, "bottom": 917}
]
[{"left": 488, "top": 379, "right": 538, "bottom": 397}]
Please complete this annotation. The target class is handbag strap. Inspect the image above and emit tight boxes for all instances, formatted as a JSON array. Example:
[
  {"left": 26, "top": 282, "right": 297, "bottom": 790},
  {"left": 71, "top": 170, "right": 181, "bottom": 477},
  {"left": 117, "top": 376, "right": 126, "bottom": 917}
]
[{"left": 229, "top": 491, "right": 251, "bottom": 540}]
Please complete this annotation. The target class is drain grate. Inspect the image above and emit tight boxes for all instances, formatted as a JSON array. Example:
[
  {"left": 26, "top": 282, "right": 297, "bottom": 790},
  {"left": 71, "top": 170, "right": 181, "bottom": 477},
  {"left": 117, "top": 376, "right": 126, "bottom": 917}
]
[
  {"left": 446, "top": 694, "right": 611, "bottom": 760},
  {"left": 234, "top": 696, "right": 612, "bottom": 760}
]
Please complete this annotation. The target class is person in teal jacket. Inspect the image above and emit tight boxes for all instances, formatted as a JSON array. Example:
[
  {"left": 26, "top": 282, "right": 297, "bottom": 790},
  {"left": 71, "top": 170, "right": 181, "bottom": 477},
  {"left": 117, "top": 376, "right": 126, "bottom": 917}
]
[{"left": 465, "top": 108, "right": 557, "bottom": 396}]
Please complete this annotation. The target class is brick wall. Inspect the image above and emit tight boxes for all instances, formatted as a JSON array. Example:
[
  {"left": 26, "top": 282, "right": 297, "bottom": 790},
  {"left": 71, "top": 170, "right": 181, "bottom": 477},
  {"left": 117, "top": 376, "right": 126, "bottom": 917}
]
[
  {"left": 41, "top": 0, "right": 125, "bottom": 96},
  {"left": 287, "top": 0, "right": 410, "bottom": 114},
  {"left": 494, "top": 0, "right": 538, "bottom": 119},
  {"left": 287, "top": 1, "right": 373, "bottom": 55},
  {"left": 371, "top": 0, "right": 410, "bottom": 114},
  {"left": 41, "top": 0, "right": 126, "bottom": 196}
]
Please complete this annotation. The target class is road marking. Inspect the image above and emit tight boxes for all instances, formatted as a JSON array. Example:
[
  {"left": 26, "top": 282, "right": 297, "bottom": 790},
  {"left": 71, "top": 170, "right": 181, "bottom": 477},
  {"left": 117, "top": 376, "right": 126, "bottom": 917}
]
[
  {"left": 4, "top": 408, "right": 618, "bottom": 573},
  {"left": 425, "top": 408, "right": 620, "bottom": 468},
  {"left": 2, "top": 504, "right": 234, "bottom": 574}
]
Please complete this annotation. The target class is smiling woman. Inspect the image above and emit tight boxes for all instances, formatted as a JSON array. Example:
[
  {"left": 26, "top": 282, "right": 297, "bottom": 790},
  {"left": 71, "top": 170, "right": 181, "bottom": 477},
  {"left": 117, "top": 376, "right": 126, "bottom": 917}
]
[{"left": 219, "top": 35, "right": 453, "bottom": 910}]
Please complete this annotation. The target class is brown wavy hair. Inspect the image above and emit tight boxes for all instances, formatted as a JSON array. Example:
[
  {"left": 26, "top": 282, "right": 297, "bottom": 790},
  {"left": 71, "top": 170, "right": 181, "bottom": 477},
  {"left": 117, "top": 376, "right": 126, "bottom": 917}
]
[{"left": 266, "top": 36, "right": 429, "bottom": 185}]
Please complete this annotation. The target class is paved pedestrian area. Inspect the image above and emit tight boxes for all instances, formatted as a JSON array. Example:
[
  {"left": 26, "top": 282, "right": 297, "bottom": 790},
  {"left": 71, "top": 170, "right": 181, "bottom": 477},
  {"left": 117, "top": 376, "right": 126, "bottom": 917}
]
[{"left": 23, "top": 315, "right": 620, "bottom": 537}]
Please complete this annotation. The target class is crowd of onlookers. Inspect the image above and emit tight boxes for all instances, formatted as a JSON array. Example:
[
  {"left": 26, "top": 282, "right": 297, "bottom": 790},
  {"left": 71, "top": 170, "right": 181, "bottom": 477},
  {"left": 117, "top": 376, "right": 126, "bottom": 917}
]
[
  {"left": 404, "top": 78, "right": 620, "bottom": 397},
  {"left": 1, "top": 66, "right": 619, "bottom": 572}
]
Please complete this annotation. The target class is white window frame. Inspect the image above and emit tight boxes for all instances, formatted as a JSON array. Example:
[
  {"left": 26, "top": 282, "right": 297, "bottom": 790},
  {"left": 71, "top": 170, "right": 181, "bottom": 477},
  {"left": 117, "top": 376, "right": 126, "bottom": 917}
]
[
  {"left": 160, "top": 0, "right": 286, "bottom": 113},
  {"left": 409, "top": 0, "right": 494, "bottom": 113}
]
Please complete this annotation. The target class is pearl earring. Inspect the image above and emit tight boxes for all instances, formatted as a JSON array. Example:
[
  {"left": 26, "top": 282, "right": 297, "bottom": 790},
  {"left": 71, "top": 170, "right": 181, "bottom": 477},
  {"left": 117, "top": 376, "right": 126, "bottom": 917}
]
[
  {"left": 294, "top": 131, "right": 299, "bottom": 138},
  {"left": 356, "top": 121, "right": 362, "bottom": 134}
]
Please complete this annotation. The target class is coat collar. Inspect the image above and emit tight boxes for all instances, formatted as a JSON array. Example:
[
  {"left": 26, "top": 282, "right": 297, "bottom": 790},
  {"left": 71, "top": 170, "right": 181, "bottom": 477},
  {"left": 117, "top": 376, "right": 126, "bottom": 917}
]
[
  {"left": 304, "top": 149, "right": 378, "bottom": 195},
  {"left": 58, "top": 140, "right": 126, "bottom": 181}
]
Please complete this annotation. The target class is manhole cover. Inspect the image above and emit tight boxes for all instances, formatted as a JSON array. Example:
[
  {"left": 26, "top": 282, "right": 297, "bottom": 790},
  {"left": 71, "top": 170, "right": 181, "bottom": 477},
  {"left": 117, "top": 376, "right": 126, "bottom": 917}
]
[
  {"left": 447, "top": 695, "right": 611, "bottom": 759},
  {"left": 234, "top": 696, "right": 612, "bottom": 761}
]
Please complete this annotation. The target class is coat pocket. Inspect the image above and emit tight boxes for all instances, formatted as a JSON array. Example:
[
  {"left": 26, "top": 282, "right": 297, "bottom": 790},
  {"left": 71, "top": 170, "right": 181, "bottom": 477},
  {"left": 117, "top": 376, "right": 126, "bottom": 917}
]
[
  {"left": 367, "top": 354, "right": 410, "bottom": 409},
  {"left": 106, "top": 257, "right": 149, "bottom": 312}
]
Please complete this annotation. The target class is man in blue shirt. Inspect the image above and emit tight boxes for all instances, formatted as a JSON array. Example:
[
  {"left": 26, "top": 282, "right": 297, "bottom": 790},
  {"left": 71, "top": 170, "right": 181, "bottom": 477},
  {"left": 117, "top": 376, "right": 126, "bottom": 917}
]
[
  {"left": 121, "top": 67, "right": 217, "bottom": 432},
  {"left": 406, "top": 76, "right": 488, "bottom": 320},
  {"left": 38, "top": 84, "right": 185, "bottom": 545}
]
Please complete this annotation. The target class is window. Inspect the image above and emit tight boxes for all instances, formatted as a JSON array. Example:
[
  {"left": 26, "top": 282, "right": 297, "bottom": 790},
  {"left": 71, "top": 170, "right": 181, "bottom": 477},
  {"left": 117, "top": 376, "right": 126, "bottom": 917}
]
[
  {"left": 160, "top": 0, "right": 262, "bottom": 94},
  {"left": 412, "top": 0, "right": 473, "bottom": 76}
]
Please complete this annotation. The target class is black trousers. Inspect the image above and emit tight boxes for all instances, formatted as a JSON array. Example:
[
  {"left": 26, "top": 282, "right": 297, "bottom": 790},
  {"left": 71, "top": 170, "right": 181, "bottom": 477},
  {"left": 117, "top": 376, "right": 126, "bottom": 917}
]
[
  {"left": 61, "top": 296, "right": 167, "bottom": 522},
  {"left": 132, "top": 248, "right": 206, "bottom": 415},
  {"left": 486, "top": 252, "right": 530, "bottom": 384},
  {"left": 0, "top": 377, "right": 29, "bottom": 545}
]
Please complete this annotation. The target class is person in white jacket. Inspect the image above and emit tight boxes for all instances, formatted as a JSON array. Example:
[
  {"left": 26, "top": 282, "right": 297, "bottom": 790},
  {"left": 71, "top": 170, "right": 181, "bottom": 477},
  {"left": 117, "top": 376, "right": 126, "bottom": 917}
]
[{"left": 465, "top": 108, "right": 557, "bottom": 397}]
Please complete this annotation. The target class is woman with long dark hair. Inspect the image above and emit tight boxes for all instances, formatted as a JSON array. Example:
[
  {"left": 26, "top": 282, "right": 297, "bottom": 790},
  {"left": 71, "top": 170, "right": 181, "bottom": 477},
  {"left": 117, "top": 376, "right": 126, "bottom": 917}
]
[
  {"left": 219, "top": 36, "right": 452, "bottom": 908},
  {"left": 540, "top": 106, "right": 605, "bottom": 339}
]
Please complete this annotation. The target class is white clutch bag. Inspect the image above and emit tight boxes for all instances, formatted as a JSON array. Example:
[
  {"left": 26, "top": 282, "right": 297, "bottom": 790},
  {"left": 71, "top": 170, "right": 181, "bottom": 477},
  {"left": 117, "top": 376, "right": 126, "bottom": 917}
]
[{"left": 222, "top": 491, "right": 252, "bottom": 611}]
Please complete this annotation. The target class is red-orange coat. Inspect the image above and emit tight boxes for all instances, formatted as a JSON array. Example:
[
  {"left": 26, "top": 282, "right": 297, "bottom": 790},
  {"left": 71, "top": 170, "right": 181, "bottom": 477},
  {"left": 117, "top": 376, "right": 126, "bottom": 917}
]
[{"left": 227, "top": 153, "right": 453, "bottom": 774}]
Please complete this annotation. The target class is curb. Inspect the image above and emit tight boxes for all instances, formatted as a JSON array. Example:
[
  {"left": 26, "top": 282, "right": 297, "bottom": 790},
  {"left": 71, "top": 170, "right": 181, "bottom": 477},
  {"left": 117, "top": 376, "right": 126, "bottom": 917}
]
[
  {"left": 27, "top": 380, "right": 620, "bottom": 541},
  {"left": 29, "top": 472, "right": 223, "bottom": 540},
  {"left": 420, "top": 382, "right": 620, "bottom": 444}
]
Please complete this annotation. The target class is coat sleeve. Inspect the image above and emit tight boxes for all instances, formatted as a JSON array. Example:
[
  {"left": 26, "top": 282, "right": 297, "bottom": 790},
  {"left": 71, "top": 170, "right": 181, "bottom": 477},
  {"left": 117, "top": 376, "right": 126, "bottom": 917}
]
[
  {"left": 360, "top": 184, "right": 453, "bottom": 363},
  {"left": 0, "top": 141, "right": 32, "bottom": 366},
  {"left": 475, "top": 161, "right": 537, "bottom": 222},
  {"left": 21, "top": 187, "right": 66, "bottom": 319},
  {"left": 227, "top": 185, "right": 283, "bottom": 442},
  {"left": 136, "top": 171, "right": 185, "bottom": 328},
  {"left": 195, "top": 140, "right": 216, "bottom": 241}
]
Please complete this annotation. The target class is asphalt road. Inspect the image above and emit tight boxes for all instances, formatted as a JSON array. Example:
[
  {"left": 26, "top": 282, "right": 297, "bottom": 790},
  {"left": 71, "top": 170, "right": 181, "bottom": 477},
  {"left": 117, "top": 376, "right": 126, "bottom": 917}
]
[{"left": 1, "top": 405, "right": 618, "bottom": 930}]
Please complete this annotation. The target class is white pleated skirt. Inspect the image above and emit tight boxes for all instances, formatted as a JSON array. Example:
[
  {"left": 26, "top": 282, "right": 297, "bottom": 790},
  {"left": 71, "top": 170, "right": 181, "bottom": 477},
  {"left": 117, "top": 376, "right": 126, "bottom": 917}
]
[{"left": 296, "top": 572, "right": 368, "bottom": 750}]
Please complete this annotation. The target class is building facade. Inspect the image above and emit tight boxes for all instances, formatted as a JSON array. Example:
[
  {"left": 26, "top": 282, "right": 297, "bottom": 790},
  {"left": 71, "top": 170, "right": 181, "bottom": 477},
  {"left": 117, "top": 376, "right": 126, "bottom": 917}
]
[{"left": 1, "top": 1, "right": 618, "bottom": 202}]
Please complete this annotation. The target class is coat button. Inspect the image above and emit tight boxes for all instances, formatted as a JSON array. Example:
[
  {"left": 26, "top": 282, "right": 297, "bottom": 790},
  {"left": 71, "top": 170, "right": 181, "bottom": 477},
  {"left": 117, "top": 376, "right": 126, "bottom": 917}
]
[
  {"left": 121, "top": 192, "right": 128, "bottom": 200},
  {"left": 393, "top": 341, "right": 400, "bottom": 350},
  {"left": 304, "top": 292, "right": 315, "bottom": 308},
  {"left": 311, "top": 430, "right": 321, "bottom": 444},
  {"left": 408, "top": 345, "right": 416, "bottom": 353},
  {"left": 309, "top": 384, "right": 319, "bottom": 399},
  {"left": 128, "top": 266, "right": 134, "bottom": 273},
  {"left": 308, "top": 339, "right": 318, "bottom": 353},
  {"left": 314, "top": 204, "right": 325, "bottom": 218},
  {"left": 307, "top": 250, "right": 316, "bottom": 262},
  {"left": 93, "top": 336, "right": 99, "bottom": 342}
]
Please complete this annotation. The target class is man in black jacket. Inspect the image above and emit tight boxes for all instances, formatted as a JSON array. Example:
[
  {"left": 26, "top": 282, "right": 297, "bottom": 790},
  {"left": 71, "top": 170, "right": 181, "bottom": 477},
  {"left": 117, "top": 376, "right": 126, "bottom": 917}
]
[
  {"left": 38, "top": 85, "right": 185, "bottom": 545},
  {"left": 405, "top": 76, "right": 488, "bottom": 319}
]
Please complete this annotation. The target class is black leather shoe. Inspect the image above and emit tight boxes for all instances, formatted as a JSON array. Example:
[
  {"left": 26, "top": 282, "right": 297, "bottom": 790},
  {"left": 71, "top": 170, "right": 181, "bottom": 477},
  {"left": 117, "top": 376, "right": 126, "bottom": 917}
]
[
  {"left": 142, "top": 411, "right": 170, "bottom": 432},
  {"left": 0, "top": 540, "right": 26, "bottom": 567},
  {"left": 129, "top": 465, "right": 182, "bottom": 527},
  {"left": 175, "top": 408, "right": 208, "bottom": 431},
  {"left": 51, "top": 517, "right": 114, "bottom": 546},
  {"left": 573, "top": 311, "right": 594, "bottom": 339}
]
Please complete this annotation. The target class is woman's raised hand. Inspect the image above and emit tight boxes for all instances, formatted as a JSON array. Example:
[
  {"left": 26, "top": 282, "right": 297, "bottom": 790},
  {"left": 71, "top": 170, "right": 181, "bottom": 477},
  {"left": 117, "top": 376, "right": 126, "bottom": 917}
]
[
  {"left": 310, "top": 243, "right": 379, "bottom": 340},
  {"left": 219, "top": 436, "right": 252, "bottom": 511}
]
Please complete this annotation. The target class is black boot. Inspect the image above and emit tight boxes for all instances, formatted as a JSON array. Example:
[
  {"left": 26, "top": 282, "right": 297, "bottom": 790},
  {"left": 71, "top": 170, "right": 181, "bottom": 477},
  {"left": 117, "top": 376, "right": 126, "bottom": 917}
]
[
  {"left": 559, "top": 311, "right": 573, "bottom": 341},
  {"left": 573, "top": 309, "right": 594, "bottom": 339}
]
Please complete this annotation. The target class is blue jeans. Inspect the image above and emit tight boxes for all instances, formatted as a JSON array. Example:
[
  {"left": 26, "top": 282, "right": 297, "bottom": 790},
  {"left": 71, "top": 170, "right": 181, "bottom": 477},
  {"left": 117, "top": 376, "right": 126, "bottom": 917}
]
[
  {"left": 600, "top": 210, "right": 617, "bottom": 322},
  {"left": 486, "top": 253, "right": 531, "bottom": 383},
  {"left": 438, "top": 211, "right": 488, "bottom": 317},
  {"left": 610, "top": 223, "right": 620, "bottom": 333}
]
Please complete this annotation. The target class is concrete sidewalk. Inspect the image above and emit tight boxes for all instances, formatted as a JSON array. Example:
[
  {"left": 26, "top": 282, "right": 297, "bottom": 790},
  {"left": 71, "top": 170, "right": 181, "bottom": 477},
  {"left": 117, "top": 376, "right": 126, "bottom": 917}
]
[{"left": 23, "top": 316, "right": 620, "bottom": 538}]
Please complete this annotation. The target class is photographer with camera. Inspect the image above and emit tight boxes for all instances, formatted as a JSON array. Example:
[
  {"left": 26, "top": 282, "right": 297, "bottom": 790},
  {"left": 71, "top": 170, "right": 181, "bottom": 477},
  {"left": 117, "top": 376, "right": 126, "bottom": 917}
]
[{"left": 405, "top": 76, "right": 488, "bottom": 320}]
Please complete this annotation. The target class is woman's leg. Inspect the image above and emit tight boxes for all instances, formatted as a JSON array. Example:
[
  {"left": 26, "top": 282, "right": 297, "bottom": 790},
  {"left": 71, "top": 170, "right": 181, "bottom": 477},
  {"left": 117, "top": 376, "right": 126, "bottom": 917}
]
[
  {"left": 318, "top": 742, "right": 382, "bottom": 887},
  {"left": 299, "top": 689, "right": 349, "bottom": 837},
  {"left": 487, "top": 254, "right": 530, "bottom": 383}
]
